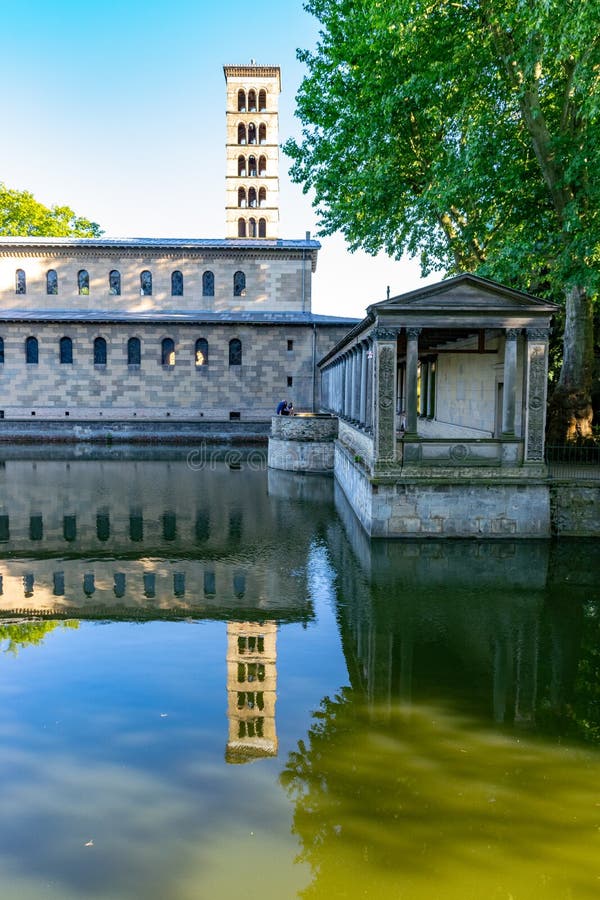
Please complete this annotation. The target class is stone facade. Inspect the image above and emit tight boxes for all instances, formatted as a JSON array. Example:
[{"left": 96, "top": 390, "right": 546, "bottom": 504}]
[
  {"left": 224, "top": 64, "right": 280, "bottom": 240},
  {"left": 0, "top": 317, "right": 350, "bottom": 420},
  {"left": 0, "top": 240, "right": 317, "bottom": 314},
  {"left": 0, "top": 238, "right": 355, "bottom": 424}
]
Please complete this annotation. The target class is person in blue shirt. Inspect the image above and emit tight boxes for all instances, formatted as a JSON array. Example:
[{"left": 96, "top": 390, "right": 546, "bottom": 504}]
[{"left": 276, "top": 399, "right": 287, "bottom": 415}]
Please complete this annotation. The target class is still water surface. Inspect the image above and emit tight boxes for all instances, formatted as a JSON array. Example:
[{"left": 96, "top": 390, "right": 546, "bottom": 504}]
[{"left": 0, "top": 447, "right": 598, "bottom": 899}]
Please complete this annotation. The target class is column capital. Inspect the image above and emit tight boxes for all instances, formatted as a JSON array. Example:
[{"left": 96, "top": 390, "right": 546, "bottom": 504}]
[
  {"left": 405, "top": 327, "right": 422, "bottom": 340},
  {"left": 526, "top": 327, "right": 550, "bottom": 341},
  {"left": 505, "top": 328, "right": 520, "bottom": 340},
  {"left": 372, "top": 327, "right": 399, "bottom": 342}
]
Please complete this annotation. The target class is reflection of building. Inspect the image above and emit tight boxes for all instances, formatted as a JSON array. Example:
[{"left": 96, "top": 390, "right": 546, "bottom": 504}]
[
  {"left": 226, "top": 622, "right": 278, "bottom": 763},
  {"left": 0, "top": 454, "right": 324, "bottom": 620}
]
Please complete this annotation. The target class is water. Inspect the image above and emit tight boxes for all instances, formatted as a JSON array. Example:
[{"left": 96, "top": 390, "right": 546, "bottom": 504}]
[{"left": 0, "top": 446, "right": 598, "bottom": 899}]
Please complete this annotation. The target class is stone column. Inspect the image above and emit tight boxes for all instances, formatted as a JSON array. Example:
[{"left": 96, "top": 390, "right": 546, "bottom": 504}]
[
  {"left": 344, "top": 353, "right": 352, "bottom": 419},
  {"left": 372, "top": 328, "right": 398, "bottom": 461},
  {"left": 353, "top": 348, "right": 362, "bottom": 423},
  {"left": 366, "top": 341, "right": 374, "bottom": 431},
  {"left": 360, "top": 342, "right": 368, "bottom": 426},
  {"left": 350, "top": 349, "right": 359, "bottom": 421},
  {"left": 405, "top": 328, "right": 421, "bottom": 435},
  {"left": 524, "top": 328, "right": 550, "bottom": 462},
  {"left": 501, "top": 328, "right": 519, "bottom": 435}
]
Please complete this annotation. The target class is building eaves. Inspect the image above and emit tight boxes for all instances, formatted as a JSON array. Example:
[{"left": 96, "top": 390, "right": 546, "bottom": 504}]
[
  {"left": 0, "top": 236, "right": 322, "bottom": 272},
  {"left": 0, "top": 309, "right": 359, "bottom": 327}
]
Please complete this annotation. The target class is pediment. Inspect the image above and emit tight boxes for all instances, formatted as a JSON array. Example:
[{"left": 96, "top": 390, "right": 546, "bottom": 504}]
[{"left": 369, "top": 274, "right": 558, "bottom": 315}]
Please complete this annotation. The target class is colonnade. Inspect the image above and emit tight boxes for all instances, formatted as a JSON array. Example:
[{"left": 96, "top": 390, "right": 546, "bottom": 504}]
[{"left": 320, "top": 325, "right": 550, "bottom": 465}]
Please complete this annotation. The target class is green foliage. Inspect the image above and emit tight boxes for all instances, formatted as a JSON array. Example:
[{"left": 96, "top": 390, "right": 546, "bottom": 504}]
[
  {"left": 0, "top": 183, "right": 102, "bottom": 238},
  {"left": 287, "top": 0, "right": 600, "bottom": 301},
  {"left": 0, "top": 619, "right": 79, "bottom": 655}
]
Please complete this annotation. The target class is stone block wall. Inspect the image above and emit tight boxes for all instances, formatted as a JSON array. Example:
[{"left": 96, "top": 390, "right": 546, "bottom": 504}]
[
  {"left": 334, "top": 442, "right": 551, "bottom": 538},
  {"left": 433, "top": 334, "right": 524, "bottom": 437},
  {"left": 0, "top": 247, "right": 313, "bottom": 314},
  {"left": 550, "top": 482, "right": 600, "bottom": 536},
  {"left": 0, "top": 322, "right": 350, "bottom": 420}
]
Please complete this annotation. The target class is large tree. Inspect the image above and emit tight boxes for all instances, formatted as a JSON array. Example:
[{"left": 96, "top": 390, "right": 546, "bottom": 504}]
[
  {"left": 286, "top": 0, "right": 600, "bottom": 440},
  {"left": 0, "top": 183, "right": 102, "bottom": 238}
]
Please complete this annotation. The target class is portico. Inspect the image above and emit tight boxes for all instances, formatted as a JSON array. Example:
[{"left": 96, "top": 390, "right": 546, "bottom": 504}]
[{"left": 319, "top": 275, "right": 559, "bottom": 537}]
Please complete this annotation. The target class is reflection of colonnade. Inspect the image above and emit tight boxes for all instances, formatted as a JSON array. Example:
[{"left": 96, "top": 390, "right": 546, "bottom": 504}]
[
  {"left": 329, "top": 485, "right": 590, "bottom": 728},
  {"left": 226, "top": 622, "right": 278, "bottom": 763}
]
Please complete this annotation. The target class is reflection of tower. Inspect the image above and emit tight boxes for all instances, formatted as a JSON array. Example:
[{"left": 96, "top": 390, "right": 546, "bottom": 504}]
[
  {"left": 226, "top": 621, "right": 278, "bottom": 763},
  {"left": 224, "top": 63, "right": 281, "bottom": 239}
]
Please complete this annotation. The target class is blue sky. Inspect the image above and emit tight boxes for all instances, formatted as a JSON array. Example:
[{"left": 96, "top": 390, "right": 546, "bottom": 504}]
[{"left": 1, "top": 0, "right": 436, "bottom": 316}]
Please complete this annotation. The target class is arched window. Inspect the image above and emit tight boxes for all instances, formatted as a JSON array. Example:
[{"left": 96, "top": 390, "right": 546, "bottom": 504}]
[
  {"left": 78, "top": 270, "right": 89, "bottom": 295},
  {"left": 238, "top": 155, "right": 246, "bottom": 176},
  {"left": 202, "top": 271, "right": 214, "bottom": 297},
  {"left": 46, "top": 269, "right": 58, "bottom": 295},
  {"left": 140, "top": 270, "right": 152, "bottom": 296},
  {"left": 109, "top": 270, "right": 121, "bottom": 295},
  {"left": 258, "top": 218, "right": 267, "bottom": 238},
  {"left": 127, "top": 337, "right": 141, "bottom": 366},
  {"left": 258, "top": 155, "right": 267, "bottom": 175},
  {"left": 59, "top": 336, "right": 73, "bottom": 364},
  {"left": 238, "top": 218, "right": 246, "bottom": 238},
  {"left": 248, "top": 155, "right": 257, "bottom": 177},
  {"left": 237, "top": 89, "right": 246, "bottom": 112},
  {"left": 258, "top": 89, "right": 267, "bottom": 111},
  {"left": 233, "top": 271, "right": 246, "bottom": 296},
  {"left": 229, "top": 338, "right": 242, "bottom": 366},
  {"left": 248, "top": 123, "right": 256, "bottom": 144},
  {"left": 248, "top": 218, "right": 257, "bottom": 238},
  {"left": 248, "top": 187, "right": 257, "bottom": 208},
  {"left": 25, "top": 336, "right": 38, "bottom": 364},
  {"left": 0, "top": 337, "right": 4, "bottom": 364},
  {"left": 238, "top": 187, "right": 247, "bottom": 208},
  {"left": 238, "top": 123, "right": 246, "bottom": 144},
  {"left": 15, "top": 269, "right": 26, "bottom": 294},
  {"left": 171, "top": 270, "right": 183, "bottom": 296},
  {"left": 259, "top": 123, "right": 267, "bottom": 144},
  {"left": 248, "top": 89, "right": 257, "bottom": 112},
  {"left": 195, "top": 338, "right": 208, "bottom": 367},
  {"left": 94, "top": 336, "right": 107, "bottom": 365},
  {"left": 96, "top": 514, "right": 110, "bottom": 541},
  {"left": 258, "top": 187, "right": 266, "bottom": 207},
  {"left": 162, "top": 337, "right": 175, "bottom": 366}
]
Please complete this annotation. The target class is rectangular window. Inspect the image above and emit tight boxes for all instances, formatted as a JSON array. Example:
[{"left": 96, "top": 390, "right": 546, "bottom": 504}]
[
  {"left": 287, "top": 376, "right": 293, "bottom": 387},
  {"left": 287, "top": 339, "right": 294, "bottom": 351}
]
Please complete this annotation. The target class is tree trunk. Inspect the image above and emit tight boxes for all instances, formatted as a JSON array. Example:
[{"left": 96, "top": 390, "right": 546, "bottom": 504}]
[{"left": 547, "top": 284, "right": 594, "bottom": 443}]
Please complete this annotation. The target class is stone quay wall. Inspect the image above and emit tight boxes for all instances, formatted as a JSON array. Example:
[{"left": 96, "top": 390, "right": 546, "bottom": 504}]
[
  {"left": 334, "top": 441, "right": 552, "bottom": 538},
  {"left": 550, "top": 481, "right": 600, "bottom": 536},
  {"left": 268, "top": 414, "right": 338, "bottom": 472}
]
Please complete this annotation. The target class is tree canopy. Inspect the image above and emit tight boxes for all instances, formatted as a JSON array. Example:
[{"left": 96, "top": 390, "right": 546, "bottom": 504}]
[
  {"left": 286, "top": 0, "right": 600, "bottom": 439},
  {"left": 0, "top": 183, "right": 102, "bottom": 238}
]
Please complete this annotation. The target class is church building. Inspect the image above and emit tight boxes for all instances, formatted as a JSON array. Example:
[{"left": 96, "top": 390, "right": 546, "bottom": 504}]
[{"left": 0, "top": 64, "right": 356, "bottom": 430}]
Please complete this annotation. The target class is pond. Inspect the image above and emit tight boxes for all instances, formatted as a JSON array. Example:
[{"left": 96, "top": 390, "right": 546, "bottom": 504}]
[{"left": 0, "top": 446, "right": 598, "bottom": 899}]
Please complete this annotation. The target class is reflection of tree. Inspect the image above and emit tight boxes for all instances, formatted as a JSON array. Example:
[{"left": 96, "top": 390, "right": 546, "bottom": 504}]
[
  {"left": 0, "top": 620, "right": 78, "bottom": 655},
  {"left": 281, "top": 687, "right": 600, "bottom": 899},
  {"left": 539, "top": 598, "right": 600, "bottom": 746}
]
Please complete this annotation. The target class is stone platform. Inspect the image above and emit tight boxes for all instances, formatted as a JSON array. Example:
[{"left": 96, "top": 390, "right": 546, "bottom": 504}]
[{"left": 267, "top": 413, "right": 338, "bottom": 472}]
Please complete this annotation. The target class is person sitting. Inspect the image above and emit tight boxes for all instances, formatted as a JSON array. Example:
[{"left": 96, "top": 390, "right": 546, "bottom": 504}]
[
  {"left": 276, "top": 399, "right": 287, "bottom": 415},
  {"left": 285, "top": 400, "right": 294, "bottom": 416}
]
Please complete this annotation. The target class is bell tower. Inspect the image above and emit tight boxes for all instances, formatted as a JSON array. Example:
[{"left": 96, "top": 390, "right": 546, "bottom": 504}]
[{"left": 224, "top": 63, "right": 281, "bottom": 239}]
